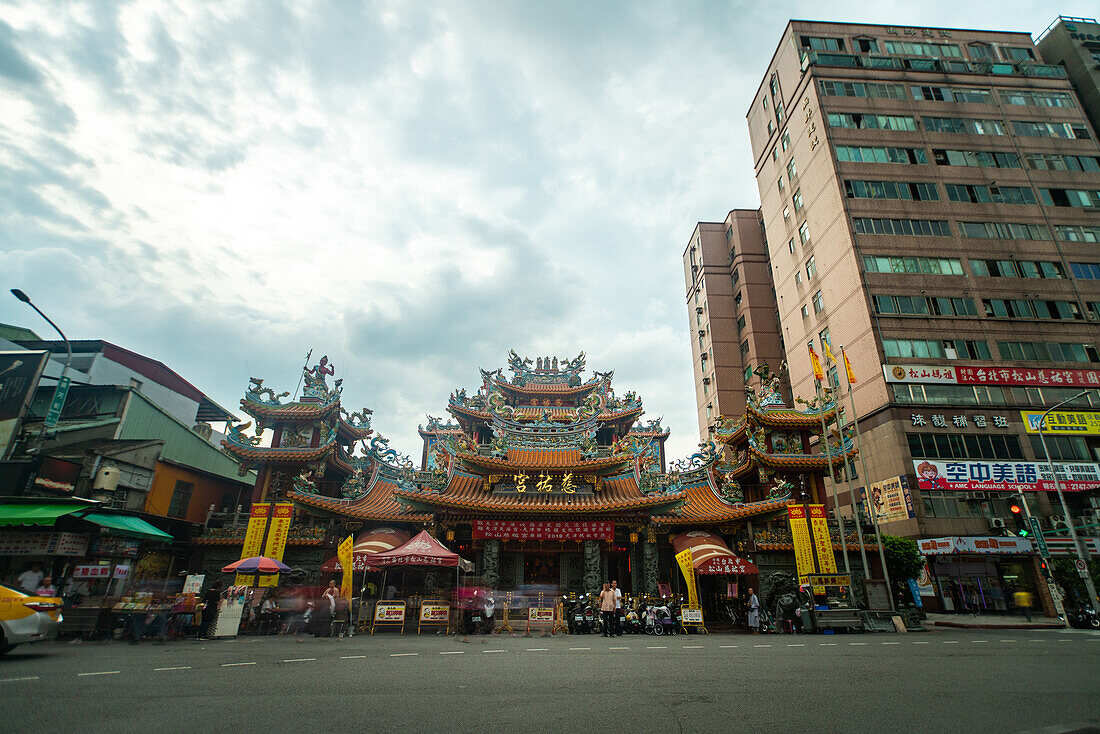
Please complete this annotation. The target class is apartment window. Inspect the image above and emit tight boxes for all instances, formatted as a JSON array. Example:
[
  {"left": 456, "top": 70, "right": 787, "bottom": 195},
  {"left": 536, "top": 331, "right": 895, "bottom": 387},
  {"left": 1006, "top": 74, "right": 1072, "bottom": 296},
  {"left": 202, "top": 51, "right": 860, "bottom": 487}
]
[
  {"left": 1011, "top": 120, "right": 1090, "bottom": 140},
  {"left": 1056, "top": 225, "right": 1100, "bottom": 242},
  {"left": 781, "top": 129, "right": 791, "bottom": 151},
  {"left": 805, "top": 255, "right": 817, "bottom": 279},
  {"left": 812, "top": 290, "right": 825, "bottom": 313},
  {"left": 827, "top": 113, "right": 917, "bottom": 131},
  {"left": 702, "top": 381, "right": 708, "bottom": 395},
  {"left": 1030, "top": 434, "right": 1090, "bottom": 462},
  {"left": 844, "top": 180, "right": 939, "bottom": 201},
  {"left": 734, "top": 291, "right": 743, "bottom": 307},
  {"left": 884, "top": 338, "right": 990, "bottom": 360},
  {"left": 922, "top": 117, "right": 1004, "bottom": 135},
  {"left": 1040, "top": 188, "right": 1100, "bottom": 208},
  {"left": 862, "top": 255, "right": 963, "bottom": 275},
  {"left": 1000, "top": 89, "right": 1075, "bottom": 108},
  {"left": 772, "top": 147, "right": 779, "bottom": 162},
  {"left": 794, "top": 270, "right": 803, "bottom": 286},
  {"left": 944, "top": 183, "right": 1036, "bottom": 205},
  {"left": 982, "top": 299, "right": 1081, "bottom": 320},
  {"left": 827, "top": 366, "right": 840, "bottom": 389},
  {"left": 907, "top": 433, "right": 1024, "bottom": 461},
  {"left": 792, "top": 188, "right": 804, "bottom": 212},
  {"left": 1025, "top": 153, "right": 1100, "bottom": 172},
  {"left": 883, "top": 41, "right": 961, "bottom": 58},
  {"left": 777, "top": 177, "right": 785, "bottom": 193},
  {"left": 854, "top": 38, "right": 878, "bottom": 54},
  {"left": 818, "top": 79, "right": 904, "bottom": 99},
  {"left": 739, "top": 341, "right": 750, "bottom": 360},
  {"left": 957, "top": 221, "right": 1050, "bottom": 241},
  {"left": 967, "top": 44, "right": 994, "bottom": 60},
  {"left": 1070, "top": 262, "right": 1100, "bottom": 280},
  {"left": 801, "top": 304, "right": 809, "bottom": 320},
  {"left": 970, "top": 260, "right": 1063, "bottom": 278},
  {"left": 834, "top": 145, "right": 928, "bottom": 165},
  {"left": 1002, "top": 47, "right": 1034, "bottom": 61},
  {"left": 911, "top": 85, "right": 992, "bottom": 104},
  {"left": 997, "top": 342, "right": 1098, "bottom": 363},
  {"left": 798, "top": 222, "right": 810, "bottom": 245},
  {"left": 736, "top": 314, "right": 746, "bottom": 332},
  {"left": 852, "top": 218, "right": 950, "bottom": 237},
  {"left": 783, "top": 206, "right": 790, "bottom": 222},
  {"left": 786, "top": 158, "right": 797, "bottom": 181},
  {"left": 706, "top": 404, "right": 712, "bottom": 420},
  {"left": 167, "top": 480, "right": 194, "bottom": 519},
  {"left": 873, "top": 294, "right": 976, "bottom": 317},
  {"left": 767, "top": 120, "right": 774, "bottom": 136},
  {"left": 731, "top": 268, "right": 740, "bottom": 286},
  {"left": 932, "top": 149, "right": 1020, "bottom": 168},
  {"left": 788, "top": 238, "right": 795, "bottom": 254},
  {"left": 800, "top": 36, "right": 845, "bottom": 53}
]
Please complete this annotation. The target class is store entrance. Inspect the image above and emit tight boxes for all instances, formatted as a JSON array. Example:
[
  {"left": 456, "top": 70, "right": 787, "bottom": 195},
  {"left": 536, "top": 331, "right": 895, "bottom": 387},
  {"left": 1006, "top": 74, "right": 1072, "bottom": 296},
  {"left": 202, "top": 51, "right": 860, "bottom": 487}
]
[{"left": 524, "top": 552, "right": 559, "bottom": 585}]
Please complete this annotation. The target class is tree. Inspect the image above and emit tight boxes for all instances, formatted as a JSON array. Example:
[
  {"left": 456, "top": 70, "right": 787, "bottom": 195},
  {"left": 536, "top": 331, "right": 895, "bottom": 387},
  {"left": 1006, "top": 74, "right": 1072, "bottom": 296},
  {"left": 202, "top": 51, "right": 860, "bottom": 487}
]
[{"left": 881, "top": 535, "right": 924, "bottom": 595}]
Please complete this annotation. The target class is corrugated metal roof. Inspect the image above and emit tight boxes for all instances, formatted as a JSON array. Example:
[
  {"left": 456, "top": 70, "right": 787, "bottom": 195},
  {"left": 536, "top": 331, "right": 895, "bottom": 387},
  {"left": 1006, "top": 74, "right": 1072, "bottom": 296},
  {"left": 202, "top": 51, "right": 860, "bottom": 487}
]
[{"left": 117, "top": 390, "right": 252, "bottom": 485}]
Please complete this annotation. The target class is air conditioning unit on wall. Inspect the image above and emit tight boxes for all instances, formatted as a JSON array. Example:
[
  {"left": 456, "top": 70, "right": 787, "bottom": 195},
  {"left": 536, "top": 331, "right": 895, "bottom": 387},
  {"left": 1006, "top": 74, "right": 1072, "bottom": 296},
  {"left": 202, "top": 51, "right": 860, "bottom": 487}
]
[{"left": 989, "top": 518, "right": 1007, "bottom": 529}]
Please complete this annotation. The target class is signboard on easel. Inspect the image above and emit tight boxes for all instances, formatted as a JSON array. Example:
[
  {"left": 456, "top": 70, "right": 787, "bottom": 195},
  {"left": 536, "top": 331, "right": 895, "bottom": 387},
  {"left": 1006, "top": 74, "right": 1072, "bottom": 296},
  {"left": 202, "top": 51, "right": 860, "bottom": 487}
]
[
  {"left": 418, "top": 600, "right": 450, "bottom": 634},
  {"left": 372, "top": 601, "right": 406, "bottom": 635}
]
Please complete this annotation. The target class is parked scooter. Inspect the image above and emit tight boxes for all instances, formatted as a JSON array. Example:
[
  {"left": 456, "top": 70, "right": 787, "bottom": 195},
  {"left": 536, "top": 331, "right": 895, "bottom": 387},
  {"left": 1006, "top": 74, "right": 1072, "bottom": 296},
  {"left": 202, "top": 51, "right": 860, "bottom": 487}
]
[
  {"left": 645, "top": 598, "right": 677, "bottom": 635},
  {"left": 621, "top": 598, "right": 645, "bottom": 634},
  {"left": 463, "top": 590, "right": 496, "bottom": 635},
  {"left": 1067, "top": 606, "right": 1100, "bottom": 629}
]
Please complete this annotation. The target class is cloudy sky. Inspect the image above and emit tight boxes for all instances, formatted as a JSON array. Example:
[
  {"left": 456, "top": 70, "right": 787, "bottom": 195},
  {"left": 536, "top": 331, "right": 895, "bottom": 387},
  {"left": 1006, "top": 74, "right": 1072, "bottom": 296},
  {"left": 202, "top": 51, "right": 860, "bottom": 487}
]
[{"left": 0, "top": 1, "right": 1092, "bottom": 461}]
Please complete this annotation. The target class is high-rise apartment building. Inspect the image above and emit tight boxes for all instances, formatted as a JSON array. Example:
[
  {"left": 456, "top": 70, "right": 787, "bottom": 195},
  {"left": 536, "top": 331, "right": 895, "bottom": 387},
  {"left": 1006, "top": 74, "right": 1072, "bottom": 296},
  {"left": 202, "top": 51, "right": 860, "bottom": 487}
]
[
  {"left": 683, "top": 210, "right": 786, "bottom": 437},
  {"left": 1037, "top": 16, "right": 1100, "bottom": 136},
  {"left": 733, "top": 20, "right": 1100, "bottom": 548}
]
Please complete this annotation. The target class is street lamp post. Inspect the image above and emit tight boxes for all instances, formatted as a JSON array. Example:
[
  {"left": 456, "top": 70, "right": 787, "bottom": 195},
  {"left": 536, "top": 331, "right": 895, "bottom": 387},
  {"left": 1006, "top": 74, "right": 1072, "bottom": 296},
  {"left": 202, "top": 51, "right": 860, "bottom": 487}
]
[
  {"left": 10, "top": 289, "right": 73, "bottom": 449},
  {"left": 1037, "top": 389, "right": 1099, "bottom": 612}
]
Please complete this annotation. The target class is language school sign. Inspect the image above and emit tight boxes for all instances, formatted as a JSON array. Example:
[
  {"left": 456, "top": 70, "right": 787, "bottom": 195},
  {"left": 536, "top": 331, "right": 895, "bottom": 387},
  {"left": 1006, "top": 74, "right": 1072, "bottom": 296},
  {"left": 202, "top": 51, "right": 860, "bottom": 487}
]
[
  {"left": 472, "top": 520, "right": 614, "bottom": 541},
  {"left": 914, "top": 459, "right": 1100, "bottom": 492}
]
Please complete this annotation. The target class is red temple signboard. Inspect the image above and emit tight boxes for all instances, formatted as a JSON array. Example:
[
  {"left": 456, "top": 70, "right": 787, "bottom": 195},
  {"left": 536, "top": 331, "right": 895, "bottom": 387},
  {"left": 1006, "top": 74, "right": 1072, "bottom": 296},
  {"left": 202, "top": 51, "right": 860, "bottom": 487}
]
[{"left": 472, "top": 520, "right": 614, "bottom": 541}]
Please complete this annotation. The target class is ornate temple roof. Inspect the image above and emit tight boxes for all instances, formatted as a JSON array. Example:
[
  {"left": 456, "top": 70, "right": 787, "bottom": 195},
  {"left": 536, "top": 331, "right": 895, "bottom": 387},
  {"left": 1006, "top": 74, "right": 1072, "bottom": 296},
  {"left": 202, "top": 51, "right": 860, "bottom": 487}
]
[
  {"left": 290, "top": 477, "right": 431, "bottom": 522},
  {"left": 455, "top": 447, "right": 632, "bottom": 473}
]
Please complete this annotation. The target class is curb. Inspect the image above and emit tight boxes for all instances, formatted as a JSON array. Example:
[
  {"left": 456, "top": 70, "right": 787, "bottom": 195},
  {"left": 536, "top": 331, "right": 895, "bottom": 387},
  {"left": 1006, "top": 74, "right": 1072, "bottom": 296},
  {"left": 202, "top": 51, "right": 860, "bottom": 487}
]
[{"left": 932, "top": 620, "right": 1064, "bottom": 630}]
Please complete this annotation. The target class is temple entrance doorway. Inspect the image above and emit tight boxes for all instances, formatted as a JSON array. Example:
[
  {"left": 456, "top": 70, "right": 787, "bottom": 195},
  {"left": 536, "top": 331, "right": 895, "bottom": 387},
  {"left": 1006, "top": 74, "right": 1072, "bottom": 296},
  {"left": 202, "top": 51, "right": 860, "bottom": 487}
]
[{"left": 524, "top": 552, "right": 559, "bottom": 586}]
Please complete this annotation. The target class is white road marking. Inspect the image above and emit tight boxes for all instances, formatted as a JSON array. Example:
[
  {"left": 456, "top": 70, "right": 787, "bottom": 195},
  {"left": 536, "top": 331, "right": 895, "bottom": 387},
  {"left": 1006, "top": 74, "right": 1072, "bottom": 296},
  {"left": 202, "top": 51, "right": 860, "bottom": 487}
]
[
  {"left": 340, "top": 655, "right": 367, "bottom": 659},
  {"left": 1058, "top": 639, "right": 1073, "bottom": 642},
  {"left": 849, "top": 643, "right": 867, "bottom": 646},
  {"left": 610, "top": 646, "right": 629, "bottom": 650},
  {"left": 719, "top": 645, "right": 738, "bottom": 648},
  {"left": 481, "top": 650, "right": 505, "bottom": 654},
  {"left": 971, "top": 640, "right": 988, "bottom": 644},
  {"left": 221, "top": 662, "right": 257, "bottom": 667},
  {"left": 0, "top": 676, "right": 40, "bottom": 683},
  {"left": 820, "top": 643, "right": 837, "bottom": 646},
  {"left": 753, "top": 644, "right": 772, "bottom": 648},
  {"left": 999, "top": 640, "right": 1017, "bottom": 643},
  {"left": 787, "top": 644, "right": 805, "bottom": 647},
  {"left": 526, "top": 648, "right": 548, "bottom": 652},
  {"left": 1029, "top": 639, "right": 1044, "bottom": 642},
  {"left": 283, "top": 657, "right": 317, "bottom": 662},
  {"left": 913, "top": 641, "right": 930, "bottom": 645},
  {"left": 569, "top": 647, "right": 590, "bottom": 651},
  {"left": 942, "top": 641, "right": 959, "bottom": 644},
  {"left": 440, "top": 651, "right": 465, "bottom": 655},
  {"left": 646, "top": 646, "right": 667, "bottom": 649},
  {"left": 882, "top": 642, "right": 900, "bottom": 645},
  {"left": 390, "top": 653, "right": 418, "bottom": 657},
  {"left": 154, "top": 666, "right": 191, "bottom": 671},
  {"left": 78, "top": 671, "right": 120, "bottom": 676},
  {"left": 683, "top": 645, "right": 704, "bottom": 648}
]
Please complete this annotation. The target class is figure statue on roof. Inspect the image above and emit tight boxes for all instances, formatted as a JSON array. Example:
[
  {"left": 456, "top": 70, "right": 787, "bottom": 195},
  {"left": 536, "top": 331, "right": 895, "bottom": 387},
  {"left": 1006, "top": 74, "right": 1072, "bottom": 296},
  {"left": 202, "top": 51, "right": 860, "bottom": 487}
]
[
  {"left": 552, "top": 356, "right": 558, "bottom": 370},
  {"left": 305, "top": 355, "right": 334, "bottom": 381}
]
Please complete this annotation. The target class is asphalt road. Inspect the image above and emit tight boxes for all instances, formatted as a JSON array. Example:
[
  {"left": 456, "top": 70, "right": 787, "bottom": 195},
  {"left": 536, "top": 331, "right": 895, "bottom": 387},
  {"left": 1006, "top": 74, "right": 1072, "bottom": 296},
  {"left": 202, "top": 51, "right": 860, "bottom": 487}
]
[{"left": 2, "top": 627, "right": 1098, "bottom": 734}]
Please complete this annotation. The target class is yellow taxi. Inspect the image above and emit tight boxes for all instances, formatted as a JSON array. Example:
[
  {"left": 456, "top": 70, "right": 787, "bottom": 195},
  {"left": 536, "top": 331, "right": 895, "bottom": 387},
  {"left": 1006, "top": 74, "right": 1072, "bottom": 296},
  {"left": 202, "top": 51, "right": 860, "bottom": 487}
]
[{"left": 0, "top": 581, "right": 62, "bottom": 654}]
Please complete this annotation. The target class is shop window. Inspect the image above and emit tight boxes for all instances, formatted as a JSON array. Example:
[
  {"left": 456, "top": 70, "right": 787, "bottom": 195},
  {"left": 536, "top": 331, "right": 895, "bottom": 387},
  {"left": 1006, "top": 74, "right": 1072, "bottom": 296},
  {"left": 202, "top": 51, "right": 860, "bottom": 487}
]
[{"left": 168, "top": 480, "right": 194, "bottom": 518}]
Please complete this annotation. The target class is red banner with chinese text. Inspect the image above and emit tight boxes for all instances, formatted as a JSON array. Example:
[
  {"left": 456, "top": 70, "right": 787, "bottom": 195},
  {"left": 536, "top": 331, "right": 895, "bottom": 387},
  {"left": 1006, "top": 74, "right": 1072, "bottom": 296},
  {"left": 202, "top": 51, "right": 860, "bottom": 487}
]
[
  {"left": 471, "top": 520, "right": 614, "bottom": 541},
  {"left": 955, "top": 366, "right": 1099, "bottom": 387}
]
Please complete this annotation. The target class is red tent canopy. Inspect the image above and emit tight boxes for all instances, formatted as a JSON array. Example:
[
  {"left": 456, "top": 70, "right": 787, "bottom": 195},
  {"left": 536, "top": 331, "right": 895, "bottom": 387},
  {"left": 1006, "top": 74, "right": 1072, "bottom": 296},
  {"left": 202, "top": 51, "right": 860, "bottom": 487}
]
[
  {"left": 321, "top": 528, "right": 411, "bottom": 572},
  {"left": 672, "top": 530, "right": 758, "bottom": 575},
  {"left": 364, "top": 530, "right": 474, "bottom": 571}
]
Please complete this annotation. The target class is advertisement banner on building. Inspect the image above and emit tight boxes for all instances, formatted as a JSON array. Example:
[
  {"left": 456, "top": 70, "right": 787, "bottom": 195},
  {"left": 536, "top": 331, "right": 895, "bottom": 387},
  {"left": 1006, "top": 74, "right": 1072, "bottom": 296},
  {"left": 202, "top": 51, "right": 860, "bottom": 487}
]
[
  {"left": 883, "top": 363, "right": 1100, "bottom": 388},
  {"left": 808, "top": 505, "right": 838, "bottom": 574},
  {"left": 918, "top": 536, "right": 1033, "bottom": 555},
  {"left": 32, "top": 456, "right": 83, "bottom": 493},
  {"left": 471, "top": 520, "right": 614, "bottom": 541},
  {"left": 72, "top": 564, "right": 112, "bottom": 579},
  {"left": 787, "top": 506, "right": 816, "bottom": 582},
  {"left": 0, "top": 531, "right": 88, "bottom": 556},
  {"left": 675, "top": 548, "right": 700, "bottom": 608},
  {"left": 0, "top": 350, "right": 49, "bottom": 461},
  {"left": 258, "top": 503, "right": 294, "bottom": 587},
  {"left": 861, "top": 476, "right": 915, "bottom": 524},
  {"left": 1021, "top": 410, "right": 1100, "bottom": 435},
  {"left": 913, "top": 459, "right": 1100, "bottom": 493},
  {"left": 236, "top": 503, "right": 269, "bottom": 587}
]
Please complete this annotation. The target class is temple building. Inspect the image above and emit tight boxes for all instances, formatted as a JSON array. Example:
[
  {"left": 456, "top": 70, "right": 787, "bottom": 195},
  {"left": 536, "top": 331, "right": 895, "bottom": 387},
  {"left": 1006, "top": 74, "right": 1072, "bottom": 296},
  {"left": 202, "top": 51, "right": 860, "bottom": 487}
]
[{"left": 206, "top": 352, "right": 876, "bottom": 614}]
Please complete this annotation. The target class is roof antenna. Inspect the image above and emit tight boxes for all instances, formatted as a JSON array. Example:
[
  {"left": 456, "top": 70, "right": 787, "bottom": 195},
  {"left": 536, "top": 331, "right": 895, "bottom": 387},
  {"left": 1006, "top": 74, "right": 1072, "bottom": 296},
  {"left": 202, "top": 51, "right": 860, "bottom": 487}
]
[{"left": 292, "top": 348, "right": 313, "bottom": 401}]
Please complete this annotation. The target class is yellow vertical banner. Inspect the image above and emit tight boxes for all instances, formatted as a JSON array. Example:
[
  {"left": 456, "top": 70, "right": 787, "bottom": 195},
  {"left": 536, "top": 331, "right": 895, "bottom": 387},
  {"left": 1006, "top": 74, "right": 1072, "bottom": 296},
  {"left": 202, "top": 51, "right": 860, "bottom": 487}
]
[
  {"left": 257, "top": 503, "right": 294, "bottom": 587},
  {"left": 236, "top": 503, "right": 269, "bottom": 586},
  {"left": 337, "top": 534, "right": 354, "bottom": 600},
  {"left": 809, "top": 505, "right": 838, "bottom": 573},
  {"left": 674, "top": 548, "right": 699, "bottom": 608},
  {"left": 787, "top": 505, "right": 816, "bottom": 584}
]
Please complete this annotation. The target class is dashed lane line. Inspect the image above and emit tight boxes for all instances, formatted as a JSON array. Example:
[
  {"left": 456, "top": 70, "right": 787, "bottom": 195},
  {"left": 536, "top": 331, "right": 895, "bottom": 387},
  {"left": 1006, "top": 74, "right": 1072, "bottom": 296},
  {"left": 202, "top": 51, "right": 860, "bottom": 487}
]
[
  {"left": 753, "top": 644, "right": 772, "bottom": 648},
  {"left": 610, "top": 647, "right": 629, "bottom": 650},
  {"left": 683, "top": 645, "right": 704, "bottom": 649},
  {"left": 481, "top": 650, "right": 505, "bottom": 654},
  {"left": 340, "top": 655, "right": 367, "bottom": 659},
  {"left": 569, "top": 647, "right": 590, "bottom": 651},
  {"left": 154, "top": 666, "right": 191, "bottom": 671},
  {"left": 971, "top": 640, "right": 988, "bottom": 644},
  {"left": 1, "top": 676, "right": 40, "bottom": 683},
  {"left": 999, "top": 640, "right": 1017, "bottom": 643},
  {"left": 719, "top": 645, "right": 738, "bottom": 648},
  {"left": 221, "top": 662, "right": 257, "bottom": 667},
  {"left": 913, "top": 641, "right": 930, "bottom": 645},
  {"left": 849, "top": 643, "right": 868, "bottom": 646},
  {"left": 882, "top": 642, "right": 900, "bottom": 645},
  {"left": 390, "top": 653, "right": 418, "bottom": 657},
  {"left": 787, "top": 644, "right": 806, "bottom": 647},
  {"left": 440, "top": 651, "right": 465, "bottom": 655},
  {"left": 282, "top": 658, "right": 317, "bottom": 662},
  {"left": 820, "top": 643, "right": 837, "bottom": 646},
  {"left": 78, "top": 671, "right": 120, "bottom": 676},
  {"left": 525, "top": 648, "right": 548, "bottom": 652},
  {"left": 646, "top": 646, "right": 667, "bottom": 649},
  {"left": 942, "top": 641, "right": 959, "bottom": 644}
]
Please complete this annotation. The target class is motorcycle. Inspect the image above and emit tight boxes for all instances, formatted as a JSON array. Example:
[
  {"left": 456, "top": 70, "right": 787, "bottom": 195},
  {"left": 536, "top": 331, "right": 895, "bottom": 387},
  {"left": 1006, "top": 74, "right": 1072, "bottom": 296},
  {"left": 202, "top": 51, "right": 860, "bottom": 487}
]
[
  {"left": 622, "top": 600, "right": 645, "bottom": 634},
  {"left": 463, "top": 591, "right": 496, "bottom": 635},
  {"left": 1067, "top": 606, "right": 1100, "bottom": 629},
  {"left": 566, "top": 594, "right": 598, "bottom": 634}
]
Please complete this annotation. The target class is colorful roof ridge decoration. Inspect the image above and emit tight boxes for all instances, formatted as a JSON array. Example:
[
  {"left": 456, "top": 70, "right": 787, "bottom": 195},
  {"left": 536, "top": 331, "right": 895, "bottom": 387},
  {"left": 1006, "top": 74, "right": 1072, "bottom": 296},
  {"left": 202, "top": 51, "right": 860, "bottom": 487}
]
[{"left": 507, "top": 349, "right": 588, "bottom": 385}]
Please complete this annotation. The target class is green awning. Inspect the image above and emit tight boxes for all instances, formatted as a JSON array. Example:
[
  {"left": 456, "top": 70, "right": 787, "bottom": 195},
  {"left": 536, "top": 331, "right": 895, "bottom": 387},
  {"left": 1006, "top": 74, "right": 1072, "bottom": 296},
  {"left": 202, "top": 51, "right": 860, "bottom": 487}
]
[
  {"left": 81, "top": 513, "right": 174, "bottom": 542},
  {"left": 0, "top": 504, "right": 85, "bottom": 526}
]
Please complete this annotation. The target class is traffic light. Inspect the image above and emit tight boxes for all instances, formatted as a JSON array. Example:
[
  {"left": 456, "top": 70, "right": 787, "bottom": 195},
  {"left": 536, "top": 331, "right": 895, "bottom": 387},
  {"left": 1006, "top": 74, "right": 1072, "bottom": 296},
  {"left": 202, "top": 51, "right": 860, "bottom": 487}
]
[{"left": 1009, "top": 504, "right": 1029, "bottom": 537}]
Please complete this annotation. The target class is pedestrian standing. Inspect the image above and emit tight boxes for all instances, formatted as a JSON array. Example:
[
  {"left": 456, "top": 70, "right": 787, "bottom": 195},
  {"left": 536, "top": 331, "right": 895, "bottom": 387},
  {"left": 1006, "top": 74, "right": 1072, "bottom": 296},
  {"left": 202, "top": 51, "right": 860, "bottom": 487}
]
[
  {"left": 200, "top": 580, "right": 224, "bottom": 640},
  {"left": 610, "top": 580, "right": 623, "bottom": 637},
  {"left": 747, "top": 587, "right": 760, "bottom": 634},
  {"left": 598, "top": 582, "right": 616, "bottom": 638},
  {"left": 17, "top": 563, "right": 44, "bottom": 594},
  {"left": 1013, "top": 588, "right": 1034, "bottom": 623},
  {"left": 35, "top": 576, "right": 57, "bottom": 597}
]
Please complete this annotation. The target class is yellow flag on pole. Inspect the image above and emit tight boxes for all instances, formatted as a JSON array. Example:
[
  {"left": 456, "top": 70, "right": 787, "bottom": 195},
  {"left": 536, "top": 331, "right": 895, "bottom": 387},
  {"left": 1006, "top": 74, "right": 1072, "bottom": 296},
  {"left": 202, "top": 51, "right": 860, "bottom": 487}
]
[
  {"left": 822, "top": 339, "right": 837, "bottom": 365},
  {"left": 337, "top": 534, "right": 354, "bottom": 600},
  {"left": 808, "top": 344, "right": 824, "bottom": 381},
  {"left": 841, "top": 347, "right": 857, "bottom": 384}
]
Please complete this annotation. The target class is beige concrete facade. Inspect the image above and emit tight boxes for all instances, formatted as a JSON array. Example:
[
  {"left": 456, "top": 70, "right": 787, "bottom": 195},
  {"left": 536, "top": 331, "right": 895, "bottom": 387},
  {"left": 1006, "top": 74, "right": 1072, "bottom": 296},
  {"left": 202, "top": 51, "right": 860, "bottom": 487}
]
[{"left": 734, "top": 20, "right": 1100, "bottom": 540}]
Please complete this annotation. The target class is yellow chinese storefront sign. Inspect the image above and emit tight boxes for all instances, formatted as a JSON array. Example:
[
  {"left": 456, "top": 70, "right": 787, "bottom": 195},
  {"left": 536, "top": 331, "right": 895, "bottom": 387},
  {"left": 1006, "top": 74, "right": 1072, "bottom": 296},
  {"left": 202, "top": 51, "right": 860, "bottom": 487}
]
[
  {"left": 674, "top": 548, "right": 699, "bottom": 608},
  {"left": 1021, "top": 410, "right": 1100, "bottom": 436},
  {"left": 257, "top": 503, "right": 294, "bottom": 587},
  {"left": 808, "top": 505, "right": 838, "bottom": 574},
  {"left": 787, "top": 506, "right": 815, "bottom": 583},
  {"left": 235, "top": 503, "right": 268, "bottom": 586}
]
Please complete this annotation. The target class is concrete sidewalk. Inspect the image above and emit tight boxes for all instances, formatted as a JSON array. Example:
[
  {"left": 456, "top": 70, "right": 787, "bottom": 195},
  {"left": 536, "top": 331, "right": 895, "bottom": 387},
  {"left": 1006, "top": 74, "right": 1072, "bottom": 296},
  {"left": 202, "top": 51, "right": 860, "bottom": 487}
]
[{"left": 924, "top": 612, "right": 1066, "bottom": 630}]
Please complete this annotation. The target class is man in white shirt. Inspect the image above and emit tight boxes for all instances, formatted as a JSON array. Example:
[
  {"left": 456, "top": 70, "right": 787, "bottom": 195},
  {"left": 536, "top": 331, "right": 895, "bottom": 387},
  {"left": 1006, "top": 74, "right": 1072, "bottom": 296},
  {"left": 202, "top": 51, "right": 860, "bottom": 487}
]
[
  {"left": 610, "top": 580, "right": 623, "bottom": 637},
  {"left": 17, "top": 564, "right": 44, "bottom": 594}
]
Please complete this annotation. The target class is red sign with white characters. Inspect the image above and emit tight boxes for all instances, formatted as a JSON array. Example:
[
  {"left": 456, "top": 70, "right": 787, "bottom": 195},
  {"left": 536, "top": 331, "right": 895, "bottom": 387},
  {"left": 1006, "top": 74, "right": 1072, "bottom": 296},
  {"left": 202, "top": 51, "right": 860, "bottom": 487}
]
[
  {"left": 955, "top": 366, "right": 1100, "bottom": 387},
  {"left": 471, "top": 520, "right": 614, "bottom": 541},
  {"left": 696, "top": 555, "right": 759, "bottom": 575}
]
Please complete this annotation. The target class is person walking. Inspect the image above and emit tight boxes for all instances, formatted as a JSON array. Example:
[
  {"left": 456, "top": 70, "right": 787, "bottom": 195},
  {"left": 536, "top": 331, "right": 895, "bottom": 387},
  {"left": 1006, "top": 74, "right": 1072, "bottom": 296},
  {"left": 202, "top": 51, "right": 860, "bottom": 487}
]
[
  {"left": 1013, "top": 588, "right": 1034, "bottom": 623},
  {"left": 598, "top": 582, "right": 616, "bottom": 638},
  {"left": 610, "top": 580, "right": 623, "bottom": 637},
  {"left": 747, "top": 587, "right": 760, "bottom": 634}
]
